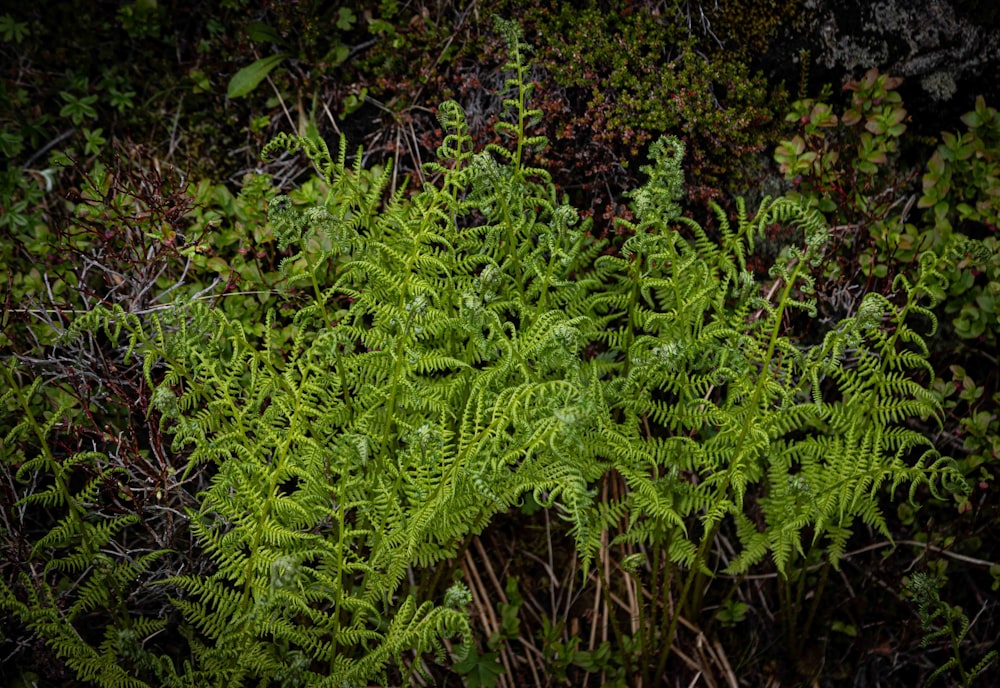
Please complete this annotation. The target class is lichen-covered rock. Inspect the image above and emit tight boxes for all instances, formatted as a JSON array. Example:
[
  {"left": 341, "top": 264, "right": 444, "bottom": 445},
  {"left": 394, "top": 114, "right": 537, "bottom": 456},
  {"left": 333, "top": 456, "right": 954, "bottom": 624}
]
[{"left": 806, "top": 0, "right": 999, "bottom": 102}]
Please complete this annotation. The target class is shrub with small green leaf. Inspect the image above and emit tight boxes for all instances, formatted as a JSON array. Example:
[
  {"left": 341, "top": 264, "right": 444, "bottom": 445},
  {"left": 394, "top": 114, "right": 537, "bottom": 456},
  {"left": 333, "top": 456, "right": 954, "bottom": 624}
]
[
  {"left": 774, "top": 70, "right": 1000, "bottom": 349},
  {"left": 774, "top": 68, "right": 909, "bottom": 230},
  {"left": 919, "top": 95, "right": 1000, "bottom": 235},
  {"left": 917, "top": 94, "right": 1000, "bottom": 343},
  {"left": 933, "top": 365, "right": 999, "bottom": 502}
]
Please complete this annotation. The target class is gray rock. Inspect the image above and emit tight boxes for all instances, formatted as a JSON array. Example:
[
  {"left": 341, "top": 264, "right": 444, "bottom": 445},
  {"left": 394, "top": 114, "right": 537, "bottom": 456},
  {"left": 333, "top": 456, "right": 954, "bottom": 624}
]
[{"left": 806, "top": 0, "right": 999, "bottom": 102}]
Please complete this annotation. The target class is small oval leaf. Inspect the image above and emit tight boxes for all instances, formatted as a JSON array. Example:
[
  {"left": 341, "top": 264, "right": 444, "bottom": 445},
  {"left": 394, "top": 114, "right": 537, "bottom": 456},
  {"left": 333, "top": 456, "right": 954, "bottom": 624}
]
[
  {"left": 227, "top": 54, "right": 288, "bottom": 99},
  {"left": 246, "top": 21, "right": 281, "bottom": 44}
]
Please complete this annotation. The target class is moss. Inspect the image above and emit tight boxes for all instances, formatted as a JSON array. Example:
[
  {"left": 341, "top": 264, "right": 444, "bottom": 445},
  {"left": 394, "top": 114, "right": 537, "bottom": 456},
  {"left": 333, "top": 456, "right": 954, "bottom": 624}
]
[
  {"left": 500, "top": 2, "right": 787, "bottom": 212},
  {"left": 703, "top": 0, "right": 811, "bottom": 59}
]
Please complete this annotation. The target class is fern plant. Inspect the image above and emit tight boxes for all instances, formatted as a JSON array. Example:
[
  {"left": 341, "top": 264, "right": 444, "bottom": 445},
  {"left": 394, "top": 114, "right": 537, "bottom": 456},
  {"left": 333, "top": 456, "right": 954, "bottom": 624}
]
[
  {"left": 906, "top": 570, "right": 998, "bottom": 686},
  {"left": 7, "top": 17, "right": 606, "bottom": 686},
  {"left": 577, "top": 135, "right": 967, "bottom": 674},
  {"left": 0, "top": 358, "right": 170, "bottom": 688},
  {"left": 2, "top": 16, "right": 968, "bottom": 687}
]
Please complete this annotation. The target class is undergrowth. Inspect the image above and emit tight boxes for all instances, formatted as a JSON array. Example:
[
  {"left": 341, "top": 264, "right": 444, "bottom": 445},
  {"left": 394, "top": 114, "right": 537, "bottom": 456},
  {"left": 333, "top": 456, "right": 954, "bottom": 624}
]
[{"left": 1, "top": 13, "right": 991, "bottom": 688}]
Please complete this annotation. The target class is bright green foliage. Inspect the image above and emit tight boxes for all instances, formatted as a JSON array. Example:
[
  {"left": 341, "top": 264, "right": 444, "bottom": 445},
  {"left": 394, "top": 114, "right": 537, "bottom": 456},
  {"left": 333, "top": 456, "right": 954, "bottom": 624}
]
[
  {"left": 2, "top": 20, "right": 968, "bottom": 686},
  {"left": 589, "top": 183, "right": 963, "bottom": 578}
]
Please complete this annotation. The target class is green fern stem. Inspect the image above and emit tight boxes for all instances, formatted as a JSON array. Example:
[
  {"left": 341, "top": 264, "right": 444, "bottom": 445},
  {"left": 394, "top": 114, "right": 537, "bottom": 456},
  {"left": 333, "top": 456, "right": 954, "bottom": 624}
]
[
  {"left": 302, "top": 237, "right": 334, "bottom": 330},
  {"left": 378, "top": 322, "right": 407, "bottom": 464},
  {"left": 329, "top": 475, "right": 347, "bottom": 664},
  {"left": 239, "top": 364, "right": 309, "bottom": 612},
  {"left": 660, "top": 252, "right": 808, "bottom": 673},
  {"left": 376, "top": 216, "right": 430, "bottom": 463},
  {"left": 796, "top": 556, "right": 831, "bottom": 659},
  {"left": 623, "top": 259, "right": 644, "bottom": 381},
  {"left": 495, "top": 18, "right": 533, "bottom": 313},
  {"left": 495, "top": 188, "right": 528, "bottom": 311},
  {"left": 595, "top": 540, "right": 637, "bottom": 680},
  {"left": 641, "top": 521, "right": 674, "bottom": 687},
  {"left": 729, "top": 253, "right": 807, "bottom": 499},
  {"left": 535, "top": 242, "right": 559, "bottom": 315},
  {"left": 508, "top": 31, "right": 529, "bottom": 175},
  {"left": 302, "top": 239, "right": 355, "bottom": 418}
]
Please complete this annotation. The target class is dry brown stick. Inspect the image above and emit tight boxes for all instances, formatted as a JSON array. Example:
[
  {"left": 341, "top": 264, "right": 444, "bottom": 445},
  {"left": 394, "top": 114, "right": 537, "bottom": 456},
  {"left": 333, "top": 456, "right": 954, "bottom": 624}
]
[
  {"left": 693, "top": 639, "right": 720, "bottom": 688},
  {"left": 473, "top": 535, "right": 508, "bottom": 602},
  {"left": 517, "top": 637, "right": 545, "bottom": 688},
  {"left": 560, "top": 553, "right": 578, "bottom": 621},
  {"left": 897, "top": 539, "right": 999, "bottom": 570},
  {"left": 465, "top": 540, "right": 519, "bottom": 688},
  {"left": 717, "top": 538, "right": 1000, "bottom": 582},
  {"left": 710, "top": 639, "right": 738, "bottom": 688},
  {"left": 624, "top": 549, "right": 640, "bottom": 636},
  {"left": 601, "top": 479, "right": 611, "bottom": 647},
  {"left": 587, "top": 542, "right": 602, "bottom": 652},
  {"left": 463, "top": 548, "right": 513, "bottom": 688},
  {"left": 472, "top": 536, "right": 530, "bottom": 688}
]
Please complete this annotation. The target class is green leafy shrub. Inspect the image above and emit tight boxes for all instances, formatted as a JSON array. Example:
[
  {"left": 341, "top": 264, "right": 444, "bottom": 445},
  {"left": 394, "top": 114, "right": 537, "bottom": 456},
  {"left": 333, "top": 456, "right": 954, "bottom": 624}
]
[
  {"left": 774, "top": 68, "right": 910, "bottom": 230},
  {"left": 919, "top": 95, "right": 1000, "bottom": 235},
  {"left": 774, "top": 70, "right": 1000, "bottom": 347},
  {"left": 933, "top": 365, "right": 1000, "bottom": 504},
  {"left": 697, "top": 0, "right": 811, "bottom": 59},
  {"left": 917, "top": 95, "right": 1000, "bottom": 343}
]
